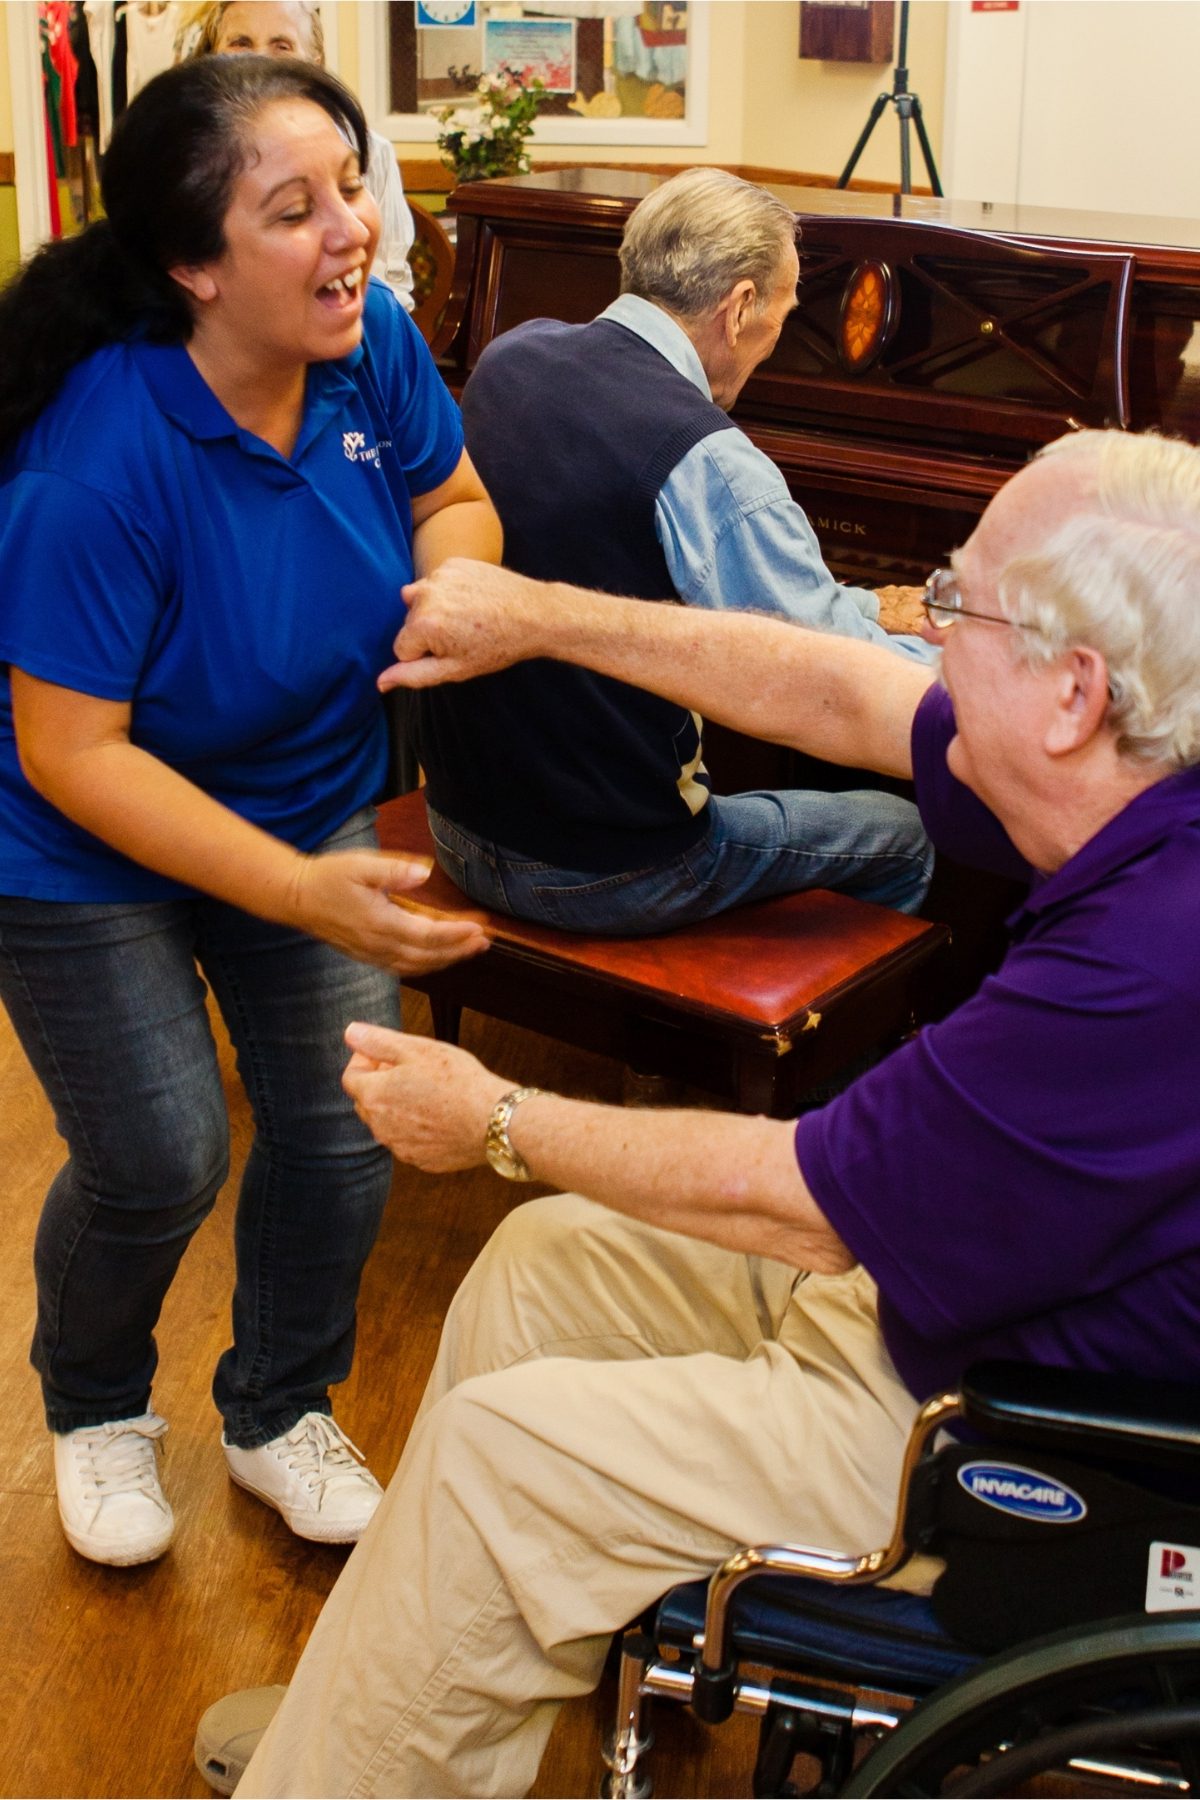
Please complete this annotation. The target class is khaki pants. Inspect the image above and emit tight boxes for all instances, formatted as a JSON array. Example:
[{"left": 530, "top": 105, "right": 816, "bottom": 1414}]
[{"left": 240, "top": 1194, "right": 922, "bottom": 1799}]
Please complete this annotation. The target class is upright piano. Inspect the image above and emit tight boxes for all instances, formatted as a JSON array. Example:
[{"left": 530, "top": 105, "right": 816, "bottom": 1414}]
[
  {"left": 430, "top": 170, "right": 1200, "bottom": 999},
  {"left": 435, "top": 168, "right": 1200, "bottom": 585}
]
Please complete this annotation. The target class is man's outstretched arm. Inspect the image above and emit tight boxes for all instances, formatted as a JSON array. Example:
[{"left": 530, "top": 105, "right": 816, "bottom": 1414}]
[
  {"left": 342, "top": 1024, "right": 854, "bottom": 1275},
  {"left": 383, "top": 560, "right": 936, "bottom": 780}
]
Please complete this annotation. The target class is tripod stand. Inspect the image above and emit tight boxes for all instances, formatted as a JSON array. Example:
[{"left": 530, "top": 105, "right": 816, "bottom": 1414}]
[{"left": 835, "top": 0, "right": 942, "bottom": 197}]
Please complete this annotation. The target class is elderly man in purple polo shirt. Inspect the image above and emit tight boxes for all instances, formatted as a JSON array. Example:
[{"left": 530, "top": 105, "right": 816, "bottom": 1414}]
[{"left": 202, "top": 429, "right": 1200, "bottom": 1800}]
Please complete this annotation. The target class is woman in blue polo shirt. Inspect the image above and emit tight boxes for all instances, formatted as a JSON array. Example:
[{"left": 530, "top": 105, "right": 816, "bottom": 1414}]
[{"left": 0, "top": 55, "right": 499, "bottom": 1568}]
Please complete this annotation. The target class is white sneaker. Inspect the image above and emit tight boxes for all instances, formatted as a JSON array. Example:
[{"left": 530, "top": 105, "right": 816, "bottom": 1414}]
[
  {"left": 53, "top": 1412, "right": 174, "bottom": 1566},
  {"left": 223, "top": 1412, "right": 383, "bottom": 1543}
]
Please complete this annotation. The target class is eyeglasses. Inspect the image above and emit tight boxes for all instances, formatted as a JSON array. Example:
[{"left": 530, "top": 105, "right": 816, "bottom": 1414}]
[
  {"left": 922, "top": 567, "right": 1021, "bottom": 632},
  {"left": 924, "top": 568, "right": 1112, "bottom": 701}
]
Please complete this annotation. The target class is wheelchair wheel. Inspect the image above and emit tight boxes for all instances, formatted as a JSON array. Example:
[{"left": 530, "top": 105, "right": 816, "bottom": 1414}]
[{"left": 842, "top": 1613, "right": 1200, "bottom": 1797}]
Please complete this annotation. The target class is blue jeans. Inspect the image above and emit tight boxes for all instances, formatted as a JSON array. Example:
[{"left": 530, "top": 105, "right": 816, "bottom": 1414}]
[
  {"left": 426, "top": 788, "right": 933, "bottom": 937},
  {"left": 0, "top": 809, "right": 400, "bottom": 1445}
]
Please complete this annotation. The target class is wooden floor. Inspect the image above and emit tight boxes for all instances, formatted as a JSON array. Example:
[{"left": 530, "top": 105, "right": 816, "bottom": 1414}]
[{"left": 0, "top": 987, "right": 759, "bottom": 1799}]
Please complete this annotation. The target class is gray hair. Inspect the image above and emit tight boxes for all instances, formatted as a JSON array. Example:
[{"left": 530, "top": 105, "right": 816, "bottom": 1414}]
[
  {"left": 619, "top": 167, "right": 796, "bottom": 319},
  {"left": 999, "top": 430, "right": 1200, "bottom": 768},
  {"left": 184, "top": 1, "right": 325, "bottom": 63}
]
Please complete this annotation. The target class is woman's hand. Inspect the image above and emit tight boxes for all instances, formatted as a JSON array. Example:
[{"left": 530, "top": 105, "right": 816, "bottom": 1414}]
[
  {"left": 342, "top": 1023, "right": 511, "bottom": 1169},
  {"left": 286, "top": 850, "right": 490, "bottom": 975},
  {"left": 9, "top": 671, "right": 489, "bottom": 975}
]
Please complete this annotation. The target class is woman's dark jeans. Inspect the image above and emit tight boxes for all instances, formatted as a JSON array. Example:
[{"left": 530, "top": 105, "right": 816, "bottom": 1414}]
[{"left": 0, "top": 809, "right": 400, "bottom": 1447}]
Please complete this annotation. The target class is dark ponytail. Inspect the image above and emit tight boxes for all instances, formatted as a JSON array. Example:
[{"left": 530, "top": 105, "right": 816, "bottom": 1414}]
[
  {"left": 0, "top": 221, "right": 190, "bottom": 454},
  {"left": 0, "top": 54, "right": 368, "bottom": 457}
]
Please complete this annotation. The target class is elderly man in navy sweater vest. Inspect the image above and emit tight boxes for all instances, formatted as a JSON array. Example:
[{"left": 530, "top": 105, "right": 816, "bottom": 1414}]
[{"left": 413, "top": 168, "right": 936, "bottom": 935}]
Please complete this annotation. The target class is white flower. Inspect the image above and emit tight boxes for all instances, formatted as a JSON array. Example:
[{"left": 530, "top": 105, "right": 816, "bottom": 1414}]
[{"left": 440, "top": 107, "right": 484, "bottom": 141}]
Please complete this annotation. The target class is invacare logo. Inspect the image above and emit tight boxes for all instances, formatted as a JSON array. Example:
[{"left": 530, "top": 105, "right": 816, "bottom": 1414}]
[{"left": 958, "top": 1461, "right": 1087, "bottom": 1524}]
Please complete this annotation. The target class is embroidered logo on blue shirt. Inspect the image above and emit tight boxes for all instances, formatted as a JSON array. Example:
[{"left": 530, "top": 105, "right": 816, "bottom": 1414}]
[
  {"left": 957, "top": 1462, "right": 1087, "bottom": 1524},
  {"left": 342, "top": 431, "right": 389, "bottom": 467}
]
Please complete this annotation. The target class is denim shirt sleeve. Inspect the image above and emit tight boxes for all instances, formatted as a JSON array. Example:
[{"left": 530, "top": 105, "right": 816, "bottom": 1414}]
[{"left": 655, "top": 430, "right": 934, "bottom": 664}]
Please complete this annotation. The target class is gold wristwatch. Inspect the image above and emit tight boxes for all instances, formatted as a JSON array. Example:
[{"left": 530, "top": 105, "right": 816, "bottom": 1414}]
[{"left": 484, "top": 1086, "right": 544, "bottom": 1182}]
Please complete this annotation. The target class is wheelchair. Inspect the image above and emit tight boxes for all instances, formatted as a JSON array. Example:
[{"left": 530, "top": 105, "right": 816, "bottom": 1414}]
[{"left": 601, "top": 1360, "right": 1200, "bottom": 1798}]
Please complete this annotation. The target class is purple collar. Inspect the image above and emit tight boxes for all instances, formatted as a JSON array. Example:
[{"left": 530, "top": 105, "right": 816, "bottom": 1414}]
[{"left": 1011, "top": 761, "right": 1200, "bottom": 931}]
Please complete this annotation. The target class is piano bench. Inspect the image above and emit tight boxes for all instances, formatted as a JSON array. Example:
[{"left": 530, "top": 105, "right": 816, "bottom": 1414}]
[{"left": 377, "top": 791, "right": 950, "bottom": 1118}]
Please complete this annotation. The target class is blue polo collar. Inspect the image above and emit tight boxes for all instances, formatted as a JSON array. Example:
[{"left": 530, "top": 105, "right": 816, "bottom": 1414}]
[{"left": 131, "top": 336, "right": 361, "bottom": 462}]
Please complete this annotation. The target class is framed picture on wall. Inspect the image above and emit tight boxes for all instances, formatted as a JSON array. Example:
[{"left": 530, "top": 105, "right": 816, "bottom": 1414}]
[
  {"left": 483, "top": 18, "right": 578, "bottom": 93},
  {"left": 365, "top": 2, "right": 709, "bottom": 147}
]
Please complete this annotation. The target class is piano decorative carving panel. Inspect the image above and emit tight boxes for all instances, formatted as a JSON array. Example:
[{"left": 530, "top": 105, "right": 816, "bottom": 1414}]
[
  {"left": 750, "top": 217, "right": 1133, "bottom": 448},
  {"left": 440, "top": 170, "right": 1200, "bottom": 582}
]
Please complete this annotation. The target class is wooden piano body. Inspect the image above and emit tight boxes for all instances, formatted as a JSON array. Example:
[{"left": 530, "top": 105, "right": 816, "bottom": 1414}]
[
  {"left": 434, "top": 169, "right": 1200, "bottom": 587},
  {"left": 429, "top": 172, "right": 1200, "bottom": 1004}
]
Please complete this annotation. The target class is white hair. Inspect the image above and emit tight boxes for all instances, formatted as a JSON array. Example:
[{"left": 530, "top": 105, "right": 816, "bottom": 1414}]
[
  {"left": 998, "top": 430, "right": 1200, "bottom": 769},
  {"left": 618, "top": 167, "right": 796, "bottom": 320}
]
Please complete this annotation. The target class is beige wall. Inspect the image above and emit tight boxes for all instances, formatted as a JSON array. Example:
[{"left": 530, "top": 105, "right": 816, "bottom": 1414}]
[
  {"left": 998, "top": 0, "right": 1200, "bottom": 218},
  {"left": 741, "top": 0, "right": 945, "bottom": 184},
  {"left": 944, "top": 0, "right": 1200, "bottom": 220},
  {"left": 0, "top": 184, "right": 16, "bottom": 279},
  {"left": 0, "top": 3, "right": 13, "bottom": 155}
]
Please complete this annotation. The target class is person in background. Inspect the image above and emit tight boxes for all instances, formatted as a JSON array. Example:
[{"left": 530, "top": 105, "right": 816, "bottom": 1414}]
[
  {"left": 415, "top": 168, "right": 936, "bottom": 939},
  {"left": 183, "top": 0, "right": 417, "bottom": 310},
  {"left": 0, "top": 55, "right": 498, "bottom": 1569}
]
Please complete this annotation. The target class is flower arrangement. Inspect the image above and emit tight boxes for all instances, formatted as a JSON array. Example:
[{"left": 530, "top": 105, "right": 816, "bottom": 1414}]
[{"left": 435, "top": 67, "right": 546, "bottom": 185}]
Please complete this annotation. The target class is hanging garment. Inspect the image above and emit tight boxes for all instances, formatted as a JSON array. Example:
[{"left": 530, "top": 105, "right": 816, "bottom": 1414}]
[
  {"left": 42, "top": 3, "right": 80, "bottom": 148},
  {"left": 69, "top": 1, "right": 101, "bottom": 141},
  {"left": 82, "top": 0, "right": 116, "bottom": 147},
  {"left": 112, "top": 5, "right": 128, "bottom": 120},
  {"left": 126, "top": 1, "right": 178, "bottom": 98},
  {"left": 38, "top": 15, "right": 64, "bottom": 235}
]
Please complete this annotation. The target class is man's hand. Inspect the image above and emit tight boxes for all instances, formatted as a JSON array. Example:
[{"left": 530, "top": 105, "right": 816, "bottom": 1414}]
[
  {"left": 379, "top": 560, "right": 930, "bottom": 782},
  {"left": 379, "top": 559, "right": 560, "bottom": 691},
  {"left": 874, "top": 584, "right": 927, "bottom": 637},
  {"left": 343, "top": 1022, "right": 854, "bottom": 1272},
  {"left": 342, "top": 1023, "right": 511, "bottom": 1170},
  {"left": 287, "top": 853, "right": 490, "bottom": 976}
]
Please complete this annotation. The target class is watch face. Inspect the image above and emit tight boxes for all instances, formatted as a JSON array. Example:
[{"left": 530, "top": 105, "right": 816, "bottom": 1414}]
[{"left": 418, "top": 1, "right": 477, "bottom": 25}]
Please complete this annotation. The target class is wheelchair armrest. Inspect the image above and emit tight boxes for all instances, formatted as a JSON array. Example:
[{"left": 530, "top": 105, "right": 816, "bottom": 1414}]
[{"left": 960, "top": 1360, "right": 1200, "bottom": 1472}]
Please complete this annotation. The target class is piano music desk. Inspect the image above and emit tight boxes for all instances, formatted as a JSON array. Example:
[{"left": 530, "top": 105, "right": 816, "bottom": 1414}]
[{"left": 377, "top": 790, "right": 949, "bottom": 1118}]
